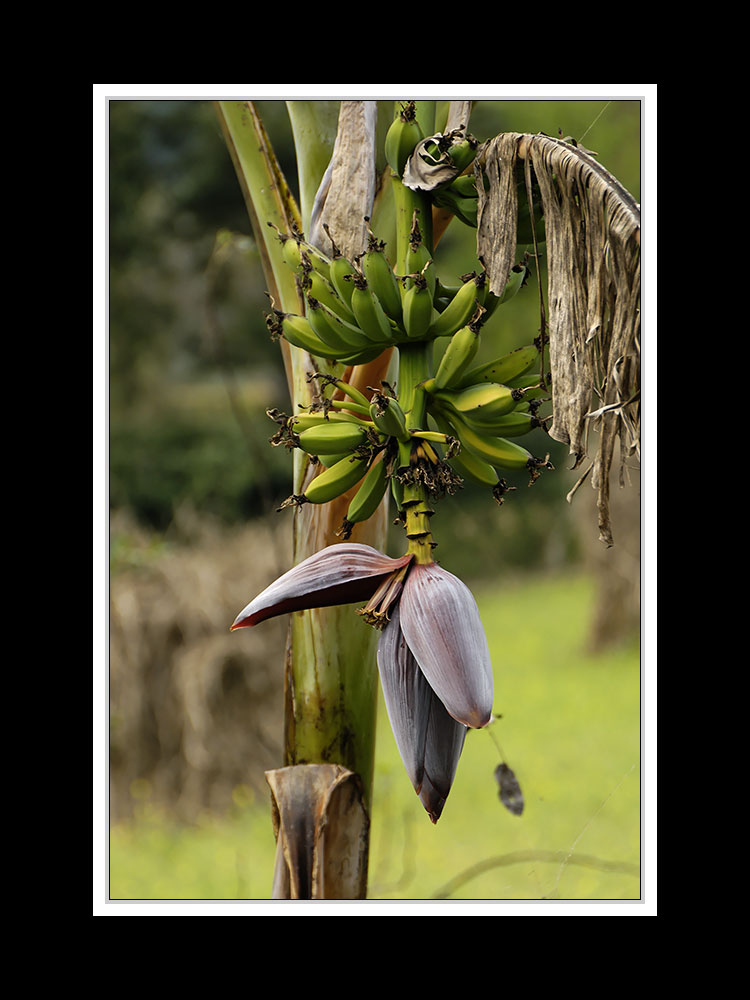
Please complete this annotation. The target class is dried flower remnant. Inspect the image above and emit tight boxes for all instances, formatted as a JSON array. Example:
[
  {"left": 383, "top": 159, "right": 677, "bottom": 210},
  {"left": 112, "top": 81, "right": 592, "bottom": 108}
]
[{"left": 494, "top": 762, "right": 524, "bottom": 816}]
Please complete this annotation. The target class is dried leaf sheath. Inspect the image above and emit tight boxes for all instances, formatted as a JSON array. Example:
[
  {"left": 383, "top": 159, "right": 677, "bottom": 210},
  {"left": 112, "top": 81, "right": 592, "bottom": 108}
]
[{"left": 476, "top": 132, "right": 640, "bottom": 544}]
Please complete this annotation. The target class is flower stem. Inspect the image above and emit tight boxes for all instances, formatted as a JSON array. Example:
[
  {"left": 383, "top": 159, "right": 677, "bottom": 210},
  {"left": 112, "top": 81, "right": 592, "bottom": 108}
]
[{"left": 395, "top": 340, "right": 436, "bottom": 564}]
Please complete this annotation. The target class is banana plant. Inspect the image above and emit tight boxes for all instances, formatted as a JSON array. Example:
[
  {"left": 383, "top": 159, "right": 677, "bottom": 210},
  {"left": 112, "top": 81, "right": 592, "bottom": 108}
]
[{"left": 217, "top": 99, "right": 641, "bottom": 899}]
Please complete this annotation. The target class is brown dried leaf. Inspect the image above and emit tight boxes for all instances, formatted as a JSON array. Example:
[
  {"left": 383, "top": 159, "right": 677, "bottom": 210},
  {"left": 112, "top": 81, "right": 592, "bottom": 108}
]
[
  {"left": 308, "top": 101, "right": 378, "bottom": 261},
  {"left": 266, "top": 764, "right": 370, "bottom": 899},
  {"left": 476, "top": 132, "right": 640, "bottom": 545},
  {"left": 402, "top": 136, "right": 458, "bottom": 192}
]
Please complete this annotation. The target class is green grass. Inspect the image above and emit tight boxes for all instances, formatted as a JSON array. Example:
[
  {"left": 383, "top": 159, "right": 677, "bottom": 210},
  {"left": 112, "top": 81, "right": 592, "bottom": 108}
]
[{"left": 108, "top": 570, "right": 641, "bottom": 902}]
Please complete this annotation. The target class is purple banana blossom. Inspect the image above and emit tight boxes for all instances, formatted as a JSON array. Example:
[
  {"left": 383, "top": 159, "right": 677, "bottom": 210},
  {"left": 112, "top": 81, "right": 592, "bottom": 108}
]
[{"left": 231, "top": 543, "right": 494, "bottom": 822}]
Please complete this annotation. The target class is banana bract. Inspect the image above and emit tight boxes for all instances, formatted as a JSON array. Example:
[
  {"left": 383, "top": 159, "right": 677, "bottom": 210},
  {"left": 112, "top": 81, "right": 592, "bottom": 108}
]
[{"left": 231, "top": 543, "right": 494, "bottom": 823}]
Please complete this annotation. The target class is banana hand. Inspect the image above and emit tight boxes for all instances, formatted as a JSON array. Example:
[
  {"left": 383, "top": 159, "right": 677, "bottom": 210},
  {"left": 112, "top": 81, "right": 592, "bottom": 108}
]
[
  {"left": 268, "top": 310, "right": 347, "bottom": 361},
  {"left": 430, "top": 381, "right": 525, "bottom": 425},
  {"left": 274, "top": 224, "right": 332, "bottom": 281},
  {"left": 438, "top": 407, "right": 539, "bottom": 473},
  {"left": 305, "top": 295, "right": 373, "bottom": 354},
  {"left": 455, "top": 344, "right": 540, "bottom": 389}
]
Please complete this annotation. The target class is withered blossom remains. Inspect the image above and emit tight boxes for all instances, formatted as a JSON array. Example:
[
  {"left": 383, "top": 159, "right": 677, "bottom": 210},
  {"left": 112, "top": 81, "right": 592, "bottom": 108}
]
[{"left": 231, "top": 543, "right": 494, "bottom": 822}]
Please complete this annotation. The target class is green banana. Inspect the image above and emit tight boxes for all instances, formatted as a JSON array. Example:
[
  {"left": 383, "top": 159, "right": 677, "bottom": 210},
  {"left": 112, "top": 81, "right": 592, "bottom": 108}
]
[
  {"left": 446, "top": 133, "right": 479, "bottom": 174},
  {"left": 430, "top": 321, "right": 481, "bottom": 391},
  {"left": 402, "top": 265, "right": 436, "bottom": 339},
  {"left": 305, "top": 295, "right": 372, "bottom": 354},
  {"left": 427, "top": 273, "right": 486, "bottom": 339},
  {"left": 496, "top": 262, "right": 529, "bottom": 305},
  {"left": 361, "top": 222, "right": 403, "bottom": 322},
  {"left": 271, "top": 311, "right": 346, "bottom": 361},
  {"left": 317, "top": 452, "right": 351, "bottom": 468},
  {"left": 275, "top": 225, "right": 331, "bottom": 281},
  {"left": 369, "top": 393, "right": 410, "bottom": 442},
  {"left": 349, "top": 273, "right": 396, "bottom": 343},
  {"left": 297, "top": 422, "right": 369, "bottom": 455},
  {"left": 433, "top": 186, "right": 478, "bottom": 227},
  {"left": 385, "top": 101, "right": 425, "bottom": 177},
  {"left": 455, "top": 344, "right": 540, "bottom": 389},
  {"left": 464, "top": 410, "right": 544, "bottom": 438},
  {"left": 290, "top": 410, "right": 369, "bottom": 432},
  {"left": 450, "top": 196, "right": 478, "bottom": 228},
  {"left": 322, "top": 224, "right": 357, "bottom": 307},
  {"left": 339, "top": 453, "right": 389, "bottom": 535},
  {"left": 449, "top": 445, "right": 500, "bottom": 487},
  {"left": 304, "top": 454, "right": 369, "bottom": 504},
  {"left": 431, "top": 382, "right": 523, "bottom": 425},
  {"left": 445, "top": 174, "right": 479, "bottom": 199},
  {"left": 303, "top": 267, "right": 356, "bottom": 323},
  {"left": 336, "top": 343, "right": 392, "bottom": 366},
  {"left": 442, "top": 409, "right": 537, "bottom": 471},
  {"left": 432, "top": 411, "right": 497, "bottom": 487}
]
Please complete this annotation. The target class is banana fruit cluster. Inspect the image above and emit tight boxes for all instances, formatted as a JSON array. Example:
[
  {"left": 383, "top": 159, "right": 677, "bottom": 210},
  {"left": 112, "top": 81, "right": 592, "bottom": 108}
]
[
  {"left": 267, "top": 216, "right": 505, "bottom": 368},
  {"left": 271, "top": 330, "right": 552, "bottom": 533},
  {"left": 271, "top": 385, "right": 405, "bottom": 538},
  {"left": 264, "top": 102, "right": 554, "bottom": 528},
  {"left": 267, "top": 216, "right": 534, "bottom": 371},
  {"left": 423, "top": 344, "right": 554, "bottom": 492}
]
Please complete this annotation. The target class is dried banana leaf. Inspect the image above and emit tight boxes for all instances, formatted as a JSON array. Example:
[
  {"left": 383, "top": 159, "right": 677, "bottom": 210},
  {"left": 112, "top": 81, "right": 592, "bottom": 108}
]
[
  {"left": 308, "top": 100, "right": 378, "bottom": 260},
  {"left": 476, "top": 132, "right": 641, "bottom": 545}
]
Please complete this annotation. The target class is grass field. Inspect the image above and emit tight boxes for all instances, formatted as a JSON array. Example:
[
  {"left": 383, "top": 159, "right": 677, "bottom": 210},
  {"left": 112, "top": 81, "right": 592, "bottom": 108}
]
[{"left": 107, "top": 570, "right": 642, "bottom": 906}]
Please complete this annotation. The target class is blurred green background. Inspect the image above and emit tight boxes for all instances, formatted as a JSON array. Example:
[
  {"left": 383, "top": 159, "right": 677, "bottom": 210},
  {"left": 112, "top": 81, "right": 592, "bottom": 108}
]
[{"left": 107, "top": 96, "right": 642, "bottom": 903}]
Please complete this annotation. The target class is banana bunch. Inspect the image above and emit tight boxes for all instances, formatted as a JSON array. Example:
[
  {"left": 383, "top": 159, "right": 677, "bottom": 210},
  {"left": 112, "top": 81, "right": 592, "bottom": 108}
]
[
  {"left": 417, "top": 318, "right": 553, "bottom": 484},
  {"left": 275, "top": 400, "right": 387, "bottom": 511},
  {"left": 267, "top": 218, "right": 523, "bottom": 364},
  {"left": 259, "top": 99, "right": 552, "bottom": 525},
  {"left": 426, "top": 380, "right": 552, "bottom": 481}
]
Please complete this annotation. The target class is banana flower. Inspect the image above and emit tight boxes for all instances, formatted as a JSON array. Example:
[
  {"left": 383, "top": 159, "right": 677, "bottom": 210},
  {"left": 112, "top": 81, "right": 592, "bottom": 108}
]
[{"left": 231, "top": 543, "right": 494, "bottom": 822}]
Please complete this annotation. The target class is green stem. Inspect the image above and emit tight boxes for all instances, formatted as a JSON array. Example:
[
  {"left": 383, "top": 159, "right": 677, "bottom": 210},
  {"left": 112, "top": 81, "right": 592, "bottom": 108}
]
[
  {"left": 395, "top": 340, "right": 435, "bottom": 563},
  {"left": 397, "top": 341, "right": 431, "bottom": 423}
]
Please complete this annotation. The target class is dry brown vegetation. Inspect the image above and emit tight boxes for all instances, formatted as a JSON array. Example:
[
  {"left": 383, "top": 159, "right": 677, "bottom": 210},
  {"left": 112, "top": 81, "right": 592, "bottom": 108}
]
[{"left": 109, "top": 509, "right": 291, "bottom": 823}]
